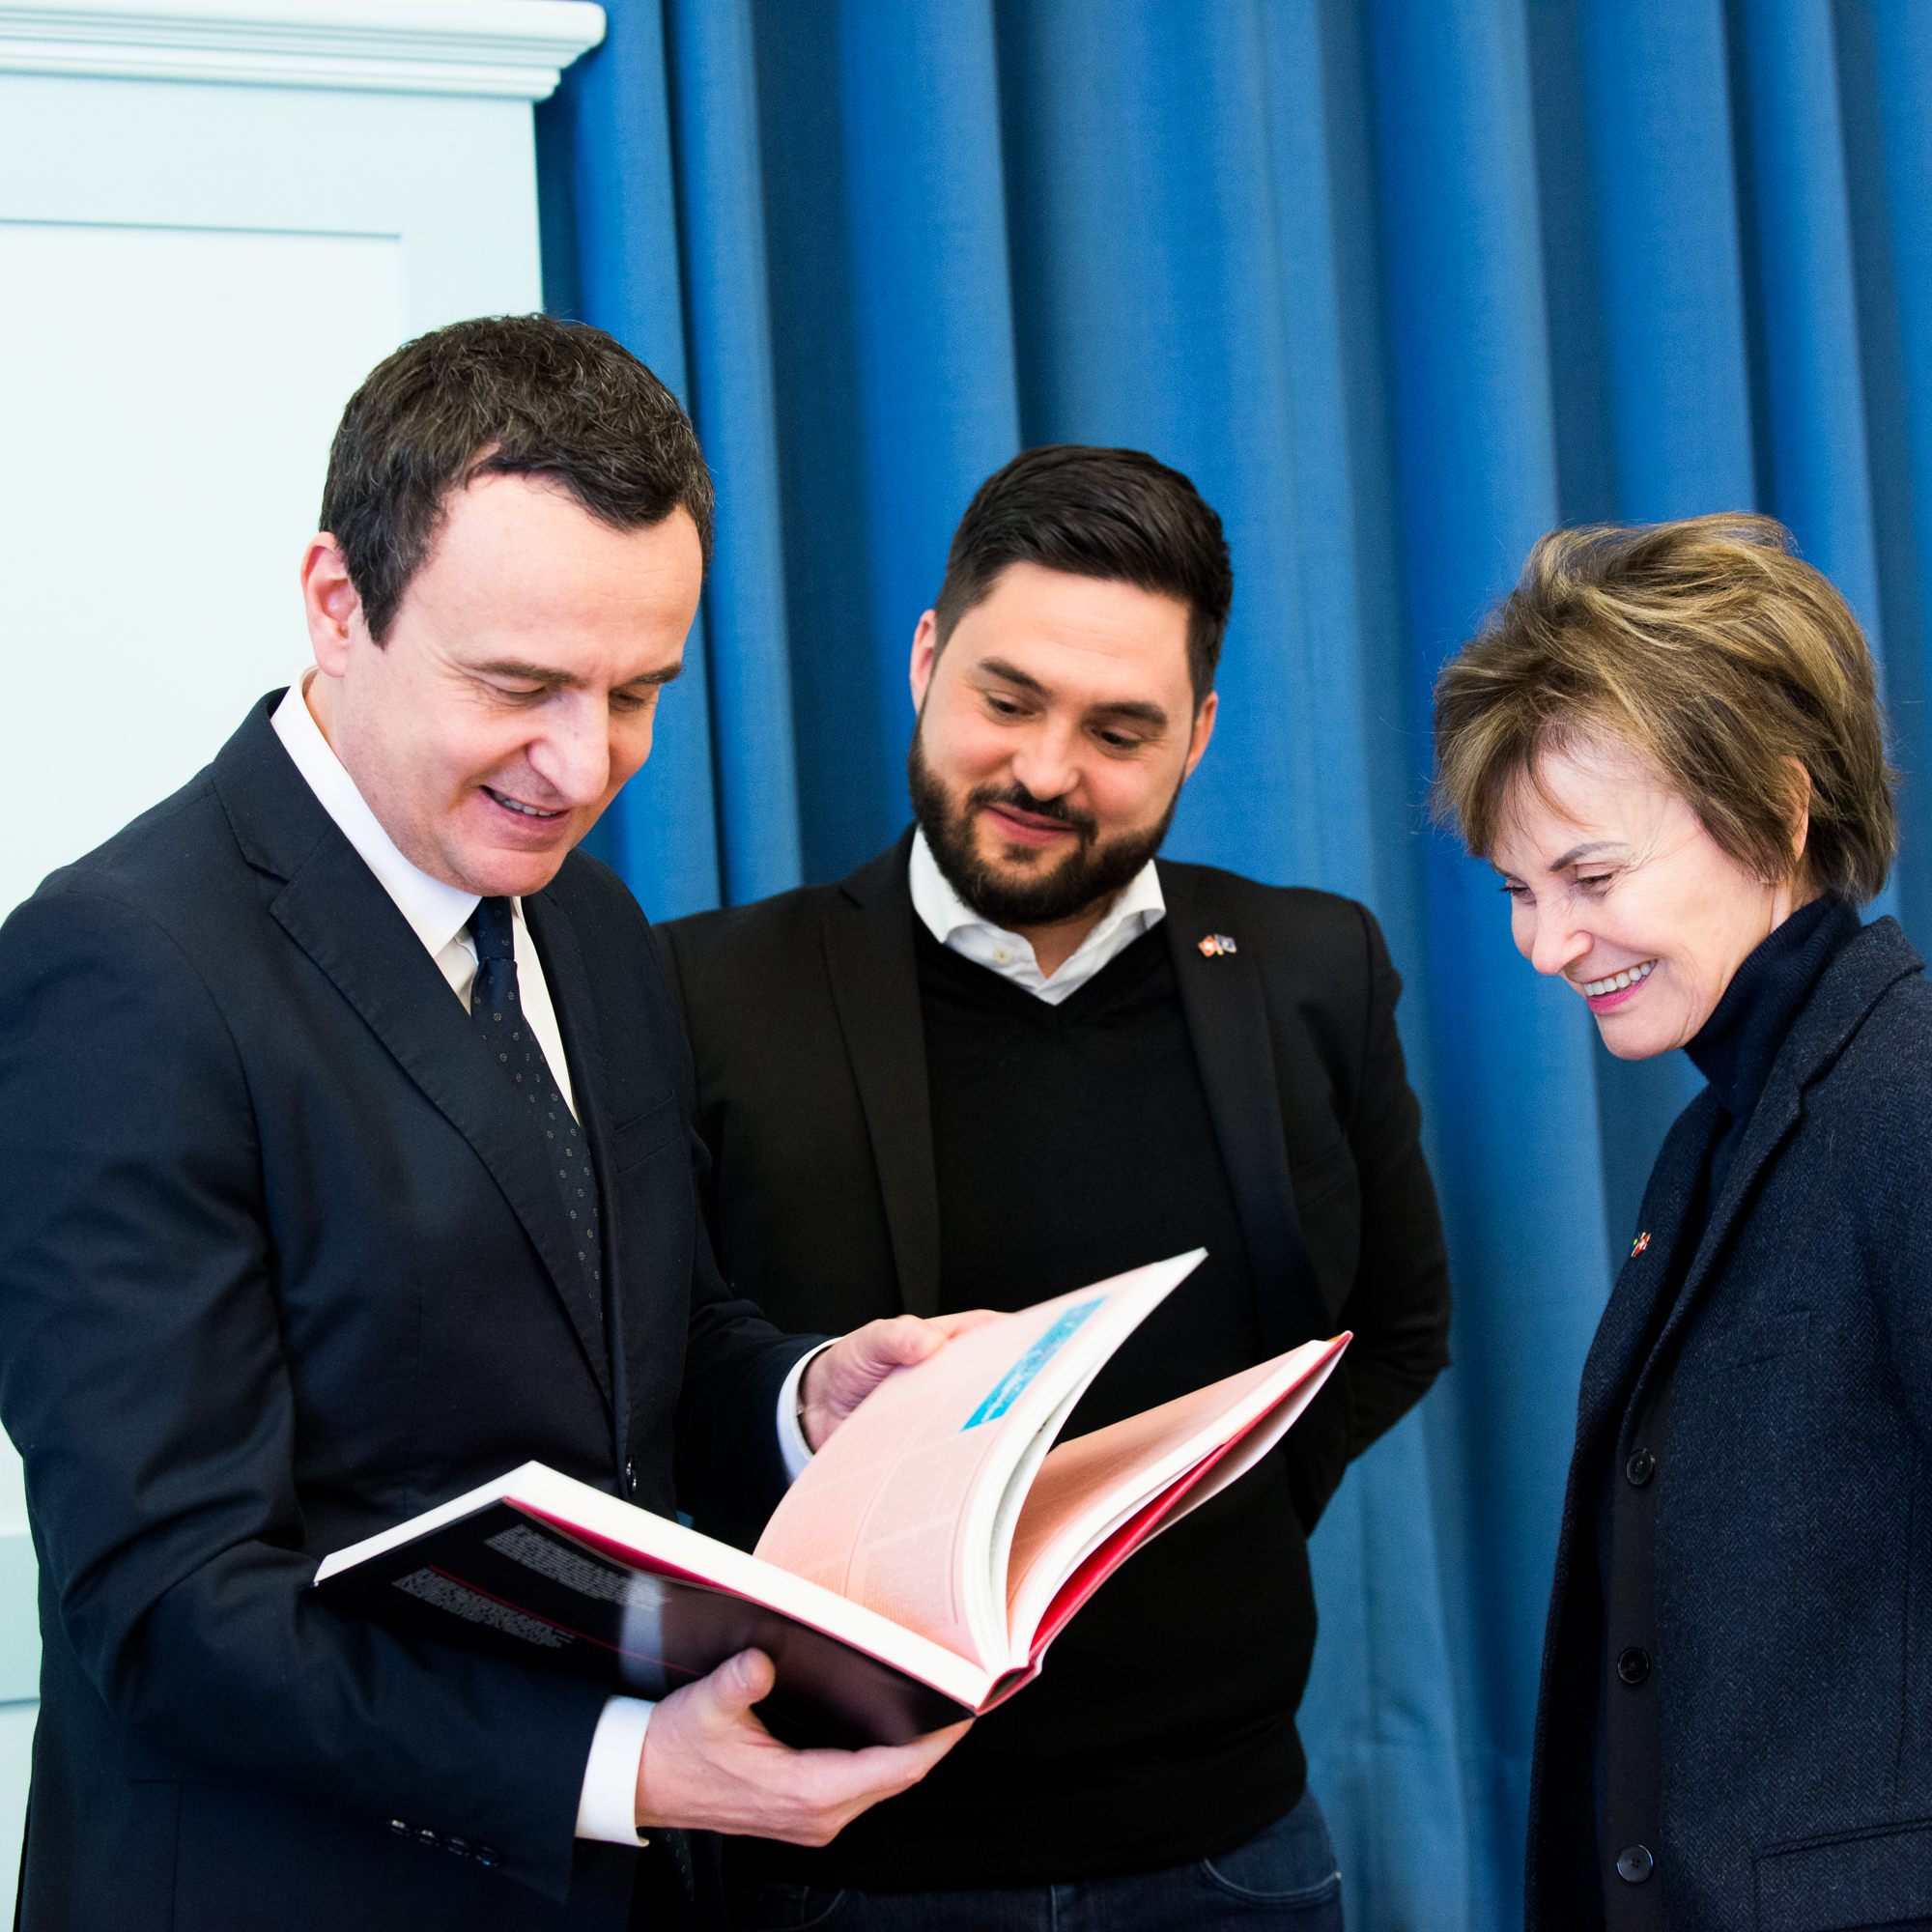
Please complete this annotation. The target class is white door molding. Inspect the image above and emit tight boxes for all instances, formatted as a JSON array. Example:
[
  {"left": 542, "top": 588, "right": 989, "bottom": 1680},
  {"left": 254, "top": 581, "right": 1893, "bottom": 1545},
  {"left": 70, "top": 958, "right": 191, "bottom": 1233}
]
[{"left": 0, "top": 0, "right": 605, "bottom": 98}]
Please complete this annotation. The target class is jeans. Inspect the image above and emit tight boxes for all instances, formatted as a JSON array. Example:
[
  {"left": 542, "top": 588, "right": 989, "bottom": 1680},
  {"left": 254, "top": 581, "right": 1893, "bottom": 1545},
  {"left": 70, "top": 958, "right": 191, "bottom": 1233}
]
[{"left": 722, "top": 1786, "right": 1345, "bottom": 1931}]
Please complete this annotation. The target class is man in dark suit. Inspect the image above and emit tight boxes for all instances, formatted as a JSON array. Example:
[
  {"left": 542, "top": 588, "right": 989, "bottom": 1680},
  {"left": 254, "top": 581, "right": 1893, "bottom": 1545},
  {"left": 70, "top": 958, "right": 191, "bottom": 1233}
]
[
  {"left": 659, "top": 446, "right": 1454, "bottom": 1929},
  {"left": 0, "top": 317, "right": 967, "bottom": 1931}
]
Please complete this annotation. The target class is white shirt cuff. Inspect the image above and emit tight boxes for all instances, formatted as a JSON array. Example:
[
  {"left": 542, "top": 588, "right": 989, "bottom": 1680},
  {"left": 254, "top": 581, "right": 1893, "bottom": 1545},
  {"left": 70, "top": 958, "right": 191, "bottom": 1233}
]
[
  {"left": 777, "top": 1342, "right": 838, "bottom": 1482},
  {"left": 575, "top": 1694, "right": 655, "bottom": 1845}
]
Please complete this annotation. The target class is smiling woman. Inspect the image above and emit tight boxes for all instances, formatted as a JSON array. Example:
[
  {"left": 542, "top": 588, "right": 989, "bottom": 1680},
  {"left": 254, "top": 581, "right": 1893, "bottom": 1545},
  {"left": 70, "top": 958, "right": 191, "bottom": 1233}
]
[
  {"left": 1432, "top": 517, "right": 1932, "bottom": 1929},
  {"left": 1434, "top": 517, "right": 1892, "bottom": 1065}
]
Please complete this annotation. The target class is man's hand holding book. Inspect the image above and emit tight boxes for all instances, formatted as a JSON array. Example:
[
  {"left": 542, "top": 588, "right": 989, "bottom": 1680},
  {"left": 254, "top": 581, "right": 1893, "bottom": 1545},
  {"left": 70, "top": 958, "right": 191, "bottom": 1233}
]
[{"left": 636, "top": 1309, "right": 994, "bottom": 1839}]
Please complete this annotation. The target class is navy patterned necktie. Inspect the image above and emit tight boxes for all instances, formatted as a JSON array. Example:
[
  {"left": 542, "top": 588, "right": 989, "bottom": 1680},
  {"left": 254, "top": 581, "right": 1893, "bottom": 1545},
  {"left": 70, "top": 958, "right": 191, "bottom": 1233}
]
[{"left": 469, "top": 896, "right": 603, "bottom": 1315}]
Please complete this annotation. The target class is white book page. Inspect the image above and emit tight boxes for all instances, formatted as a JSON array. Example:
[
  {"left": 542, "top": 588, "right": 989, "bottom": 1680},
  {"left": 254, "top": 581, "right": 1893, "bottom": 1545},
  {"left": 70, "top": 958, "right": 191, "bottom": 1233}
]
[{"left": 984, "top": 1378, "right": 1088, "bottom": 1620}]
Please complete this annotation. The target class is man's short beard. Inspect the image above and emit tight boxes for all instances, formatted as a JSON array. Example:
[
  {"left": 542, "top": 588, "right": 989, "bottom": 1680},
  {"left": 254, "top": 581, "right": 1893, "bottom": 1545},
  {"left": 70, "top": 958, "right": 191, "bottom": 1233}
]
[{"left": 907, "top": 724, "right": 1182, "bottom": 931}]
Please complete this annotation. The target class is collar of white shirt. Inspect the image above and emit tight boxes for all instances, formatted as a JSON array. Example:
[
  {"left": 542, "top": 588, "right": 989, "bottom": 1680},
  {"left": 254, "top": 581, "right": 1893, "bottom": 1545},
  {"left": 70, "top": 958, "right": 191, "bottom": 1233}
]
[
  {"left": 272, "top": 674, "right": 479, "bottom": 963},
  {"left": 907, "top": 827, "right": 1167, "bottom": 1007},
  {"left": 269, "top": 676, "right": 576, "bottom": 1113}
]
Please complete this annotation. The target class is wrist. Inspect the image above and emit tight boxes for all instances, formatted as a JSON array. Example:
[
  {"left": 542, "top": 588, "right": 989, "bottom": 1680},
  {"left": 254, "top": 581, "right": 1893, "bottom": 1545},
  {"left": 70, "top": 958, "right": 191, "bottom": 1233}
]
[{"left": 795, "top": 1340, "right": 838, "bottom": 1453}]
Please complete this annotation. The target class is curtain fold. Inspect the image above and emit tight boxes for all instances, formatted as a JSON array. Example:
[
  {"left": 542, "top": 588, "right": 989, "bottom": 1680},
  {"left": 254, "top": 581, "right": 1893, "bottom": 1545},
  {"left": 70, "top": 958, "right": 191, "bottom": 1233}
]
[
  {"left": 536, "top": 6, "right": 1932, "bottom": 1922},
  {"left": 537, "top": 0, "right": 723, "bottom": 913},
  {"left": 663, "top": 0, "right": 803, "bottom": 907}
]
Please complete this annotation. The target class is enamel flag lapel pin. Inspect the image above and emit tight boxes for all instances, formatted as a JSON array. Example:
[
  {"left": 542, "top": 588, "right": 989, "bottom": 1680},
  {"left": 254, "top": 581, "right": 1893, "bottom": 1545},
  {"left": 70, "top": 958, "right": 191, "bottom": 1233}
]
[
  {"left": 1198, "top": 933, "right": 1237, "bottom": 957},
  {"left": 1631, "top": 1232, "right": 1651, "bottom": 1258}
]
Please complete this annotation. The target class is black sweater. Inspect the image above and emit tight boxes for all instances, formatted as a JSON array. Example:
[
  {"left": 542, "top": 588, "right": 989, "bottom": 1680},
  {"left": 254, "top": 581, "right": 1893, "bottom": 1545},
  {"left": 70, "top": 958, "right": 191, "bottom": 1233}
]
[{"left": 749, "top": 925, "right": 1316, "bottom": 1889}]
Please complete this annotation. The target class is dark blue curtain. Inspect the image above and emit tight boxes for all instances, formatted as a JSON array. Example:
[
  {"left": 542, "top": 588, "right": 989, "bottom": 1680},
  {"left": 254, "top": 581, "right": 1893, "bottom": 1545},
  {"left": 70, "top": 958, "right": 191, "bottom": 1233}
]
[{"left": 536, "top": 6, "right": 1932, "bottom": 1922}]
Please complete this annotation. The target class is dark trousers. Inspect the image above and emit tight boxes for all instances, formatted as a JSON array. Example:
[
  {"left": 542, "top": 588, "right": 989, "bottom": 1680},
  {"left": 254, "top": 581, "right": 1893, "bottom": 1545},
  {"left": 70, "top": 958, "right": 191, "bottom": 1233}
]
[{"left": 721, "top": 1788, "right": 1344, "bottom": 1932}]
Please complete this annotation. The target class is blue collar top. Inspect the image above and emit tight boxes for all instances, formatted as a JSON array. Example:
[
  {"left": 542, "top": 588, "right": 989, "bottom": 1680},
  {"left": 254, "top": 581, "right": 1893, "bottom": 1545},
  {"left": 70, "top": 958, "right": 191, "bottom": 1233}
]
[{"left": 1685, "top": 893, "right": 1862, "bottom": 1208}]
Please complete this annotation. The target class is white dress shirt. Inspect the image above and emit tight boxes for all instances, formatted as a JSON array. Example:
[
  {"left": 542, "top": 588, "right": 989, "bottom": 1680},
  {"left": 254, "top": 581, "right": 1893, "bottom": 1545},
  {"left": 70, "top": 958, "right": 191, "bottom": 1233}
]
[
  {"left": 270, "top": 678, "right": 577, "bottom": 1113},
  {"left": 271, "top": 678, "right": 667, "bottom": 1848},
  {"left": 908, "top": 828, "right": 1167, "bottom": 1000}
]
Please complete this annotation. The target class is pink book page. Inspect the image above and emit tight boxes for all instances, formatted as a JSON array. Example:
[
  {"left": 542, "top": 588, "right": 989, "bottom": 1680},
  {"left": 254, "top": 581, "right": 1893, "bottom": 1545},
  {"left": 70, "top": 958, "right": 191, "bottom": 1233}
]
[
  {"left": 313, "top": 1459, "right": 1002, "bottom": 1712},
  {"left": 1022, "top": 1463, "right": 1206, "bottom": 1660},
  {"left": 753, "top": 1265, "right": 1193, "bottom": 1668},
  {"left": 1004, "top": 1334, "right": 1349, "bottom": 1650}
]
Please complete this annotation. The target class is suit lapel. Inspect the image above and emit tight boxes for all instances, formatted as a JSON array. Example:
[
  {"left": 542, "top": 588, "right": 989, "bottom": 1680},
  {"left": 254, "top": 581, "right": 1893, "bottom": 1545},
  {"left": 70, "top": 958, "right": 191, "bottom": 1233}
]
[
  {"left": 212, "top": 704, "right": 614, "bottom": 1411},
  {"left": 821, "top": 838, "right": 942, "bottom": 1318},
  {"left": 1584, "top": 919, "right": 1922, "bottom": 1446},
  {"left": 1639, "top": 924, "right": 1919, "bottom": 1399},
  {"left": 524, "top": 884, "right": 614, "bottom": 1157},
  {"left": 1160, "top": 866, "right": 1325, "bottom": 1354},
  {"left": 524, "top": 889, "right": 624, "bottom": 1412},
  {"left": 1574, "top": 1091, "right": 1720, "bottom": 1452},
  {"left": 270, "top": 846, "right": 612, "bottom": 1410}
]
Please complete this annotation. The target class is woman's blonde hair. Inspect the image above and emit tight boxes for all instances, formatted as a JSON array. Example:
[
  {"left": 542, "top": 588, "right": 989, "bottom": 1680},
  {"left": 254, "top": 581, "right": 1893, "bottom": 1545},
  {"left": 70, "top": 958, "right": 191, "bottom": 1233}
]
[{"left": 1432, "top": 514, "right": 1897, "bottom": 902}]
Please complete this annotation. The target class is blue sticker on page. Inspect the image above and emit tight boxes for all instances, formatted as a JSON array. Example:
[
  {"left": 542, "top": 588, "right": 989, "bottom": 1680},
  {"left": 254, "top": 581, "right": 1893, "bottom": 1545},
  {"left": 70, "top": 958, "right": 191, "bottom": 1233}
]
[{"left": 962, "top": 1298, "right": 1104, "bottom": 1431}]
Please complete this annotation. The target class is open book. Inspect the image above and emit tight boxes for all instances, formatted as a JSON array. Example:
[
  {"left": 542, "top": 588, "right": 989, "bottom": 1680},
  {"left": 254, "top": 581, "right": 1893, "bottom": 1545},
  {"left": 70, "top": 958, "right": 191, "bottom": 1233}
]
[{"left": 314, "top": 1251, "right": 1349, "bottom": 1746}]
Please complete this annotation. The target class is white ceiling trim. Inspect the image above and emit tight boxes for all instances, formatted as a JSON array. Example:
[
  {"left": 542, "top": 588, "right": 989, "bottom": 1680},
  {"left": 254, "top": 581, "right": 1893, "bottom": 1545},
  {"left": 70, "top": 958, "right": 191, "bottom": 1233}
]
[{"left": 0, "top": 0, "right": 606, "bottom": 99}]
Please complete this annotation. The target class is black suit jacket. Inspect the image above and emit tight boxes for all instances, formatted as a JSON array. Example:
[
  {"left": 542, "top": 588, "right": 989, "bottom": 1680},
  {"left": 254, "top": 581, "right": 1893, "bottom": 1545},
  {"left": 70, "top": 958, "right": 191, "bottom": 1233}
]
[
  {"left": 0, "top": 697, "right": 813, "bottom": 1931},
  {"left": 658, "top": 832, "right": 1451, "bottom": 1557},
  {"left": 1527, "top": 919, "right": 1932, "bottom": 1928}
]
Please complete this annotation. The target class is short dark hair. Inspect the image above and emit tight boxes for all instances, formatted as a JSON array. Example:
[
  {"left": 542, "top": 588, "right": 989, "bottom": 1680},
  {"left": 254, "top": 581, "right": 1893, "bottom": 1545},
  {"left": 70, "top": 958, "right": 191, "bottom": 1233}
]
[
  {"left": 933, "top": 446, "right": 1233, "bottom": 706},
  {"left": 320, "top": 314, "right": 714, "bottom": 643}
]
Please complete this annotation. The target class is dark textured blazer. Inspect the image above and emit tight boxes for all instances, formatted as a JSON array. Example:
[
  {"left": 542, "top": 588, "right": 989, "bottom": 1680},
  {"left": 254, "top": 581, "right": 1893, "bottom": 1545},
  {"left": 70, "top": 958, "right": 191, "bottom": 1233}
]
[
  {"left": 1527, "top": 918, "right": 1932, "bottom": 1931},
  {"left": 657, "top": 832, "right": 1452, "bottom": 1554},
  {"left": 0, "top": 697, "right": 811, "bottom": 1932}
]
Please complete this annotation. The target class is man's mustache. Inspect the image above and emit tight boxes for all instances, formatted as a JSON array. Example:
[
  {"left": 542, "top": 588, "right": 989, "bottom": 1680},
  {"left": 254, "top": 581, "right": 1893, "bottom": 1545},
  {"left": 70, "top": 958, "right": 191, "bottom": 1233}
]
[{"left": 967, "top": 783, "right": 1098, "bottom": 844}]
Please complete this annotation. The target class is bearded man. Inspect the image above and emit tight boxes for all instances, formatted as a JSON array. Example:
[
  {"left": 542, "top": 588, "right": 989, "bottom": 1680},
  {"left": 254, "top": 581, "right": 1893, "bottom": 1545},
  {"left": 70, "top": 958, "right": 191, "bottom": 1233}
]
[{"left": 658, "top": 445, "right": 1453, "bottom": 1932}]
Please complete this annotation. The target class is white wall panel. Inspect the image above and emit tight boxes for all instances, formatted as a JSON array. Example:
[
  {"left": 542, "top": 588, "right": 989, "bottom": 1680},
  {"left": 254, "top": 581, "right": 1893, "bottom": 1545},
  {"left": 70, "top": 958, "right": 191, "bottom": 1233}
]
[
  {"left": 0, "top": 72, "right": 546, "bottom": 329},
  {"left": 0, "top": 219, "right": 404, "bottom": 909},
  {"left": 0, "top": 7, "right": 603, "bottom": 1894}
]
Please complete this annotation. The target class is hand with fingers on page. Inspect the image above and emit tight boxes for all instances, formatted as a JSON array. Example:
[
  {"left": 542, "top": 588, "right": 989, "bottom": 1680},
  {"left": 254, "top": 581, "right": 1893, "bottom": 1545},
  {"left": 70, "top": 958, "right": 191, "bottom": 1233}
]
[{"left": 797, "top": 1310, "right": 1002, "bottom": 1453}]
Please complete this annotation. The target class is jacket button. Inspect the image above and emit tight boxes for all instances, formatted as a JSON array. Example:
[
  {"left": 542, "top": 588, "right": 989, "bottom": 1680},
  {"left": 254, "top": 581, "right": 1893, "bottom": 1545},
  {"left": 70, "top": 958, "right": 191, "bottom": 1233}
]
[
  {"left": 1626, "top": 1447, "right": 1656, "bottom": 1487},
  {"left": 1616, "top": 1844, "right": 1654, "bottom": 1883},
  {"left": 1616, "top": 1646, "right": 1651, "bottom": 1686},
  {"left": 624, "top": 1461, "right": 638, "bottom": 1495}
]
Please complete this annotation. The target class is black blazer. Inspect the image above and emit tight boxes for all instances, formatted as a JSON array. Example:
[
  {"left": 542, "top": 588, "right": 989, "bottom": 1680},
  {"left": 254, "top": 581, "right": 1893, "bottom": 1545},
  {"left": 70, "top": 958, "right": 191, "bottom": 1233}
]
[
  {"left": 657, "top": 833, "right": 1452, "bottom": 1551},
  {"left": 0, "top": 698, "right": 811, "bottom": 1931},
  {"left": 1527, "top": 919, "right": 1932, "bottom": 1929}
]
